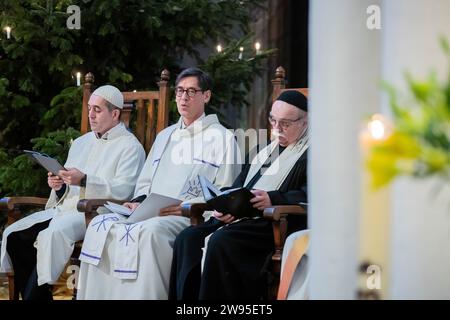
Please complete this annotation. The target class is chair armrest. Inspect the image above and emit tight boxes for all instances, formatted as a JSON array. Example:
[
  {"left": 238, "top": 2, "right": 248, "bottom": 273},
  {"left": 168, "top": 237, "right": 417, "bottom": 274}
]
[
  {"left": 77, "top": 199, "right": 124, "bottom": 226},
  {"left": 181, "top": 203, "right": 211, "bottom": 226},
  {"left": 0, "top": 197, "right": 48, "bottom": 226},
  {"left": 263, "top": 205, "right": 308, "bottom": 274},
  {"left": 0, "top": 197, "right": 48, "bottom": 211},
  {"left": 263, "top": 205, "right": 307, "bottom": 221}
]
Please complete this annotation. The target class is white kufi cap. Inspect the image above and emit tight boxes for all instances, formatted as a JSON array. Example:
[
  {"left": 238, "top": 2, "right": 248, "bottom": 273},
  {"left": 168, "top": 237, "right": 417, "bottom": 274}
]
[{"left": 91, "top": 85, "right": 124, "bottom": 109}]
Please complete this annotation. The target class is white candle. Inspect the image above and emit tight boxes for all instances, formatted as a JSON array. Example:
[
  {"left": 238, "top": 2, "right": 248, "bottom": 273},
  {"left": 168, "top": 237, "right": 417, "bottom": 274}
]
[
  {"left": 76, "top": 72, "right": 81, "bottom": 86},
  {"left": 5, "top": 26, "right": 11, "bottom": 39},
  {"left": 238, "top": 46, "right": 244, "bottom": 59},
  {"left": 216, "top": 44, "right": 222, "bottom": 53},
  {"left": 255, "top": 42, "right": 261, "bottom": 55},
  {"left": 357, "top": 114, "right": 391, "bottom": 299}
]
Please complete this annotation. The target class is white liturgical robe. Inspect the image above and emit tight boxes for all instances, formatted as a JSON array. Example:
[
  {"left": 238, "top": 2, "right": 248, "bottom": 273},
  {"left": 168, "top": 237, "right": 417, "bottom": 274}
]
[
  {"left": 77, "top": 114, "right": 241, "bottom": 299},
  {"left": 0, "top": 122, "right": 146, "bottom": 286}
]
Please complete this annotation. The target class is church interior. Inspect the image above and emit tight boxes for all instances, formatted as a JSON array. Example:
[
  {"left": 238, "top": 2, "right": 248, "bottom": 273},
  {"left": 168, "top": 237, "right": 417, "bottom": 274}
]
[{"left": 1, "top": 0, "right": 450, "bottom": 301}]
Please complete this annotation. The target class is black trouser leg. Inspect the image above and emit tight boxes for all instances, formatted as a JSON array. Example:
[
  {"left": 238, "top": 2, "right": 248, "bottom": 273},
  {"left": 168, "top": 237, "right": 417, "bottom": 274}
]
[
  {"left": 6, "top": 220, "right": 51, "bottom": 299},
  {"left": 169, "top": 219, "right": 223, "bottom": 300},
  {"left": 23, "top": 267, "right": 53, "bottom": 300}
]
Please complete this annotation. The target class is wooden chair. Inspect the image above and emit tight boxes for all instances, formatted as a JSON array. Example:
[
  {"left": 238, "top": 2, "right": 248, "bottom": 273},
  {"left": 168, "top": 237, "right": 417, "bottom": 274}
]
[
  {"left": 271, "top": 66, "right": 308, "bottom": 104},
  {"left": 0, "top": 70, "right": 170, "bottom": 299},
  {"left": 181, "top": 66, "right": 309, "bottom": 300},
  {"left": 80, "top": 71, "right": 170, "bottom": 154}
]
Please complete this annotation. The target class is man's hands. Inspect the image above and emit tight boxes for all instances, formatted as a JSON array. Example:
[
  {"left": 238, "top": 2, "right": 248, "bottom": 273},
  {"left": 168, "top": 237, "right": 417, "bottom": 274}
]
[
  {"left": 123, "top": 202, "right": 140, "bottom": 211},
  {"left": 212, "top": 189, "right": 272, "bottom": 224},
  {"left": 47, "top": 172, "right": 64, "bottom": 191},
  {"left": 213, "top": 210, "right": 235, "bottom": 224},
  {"left": 58, "top": 168, "right": 86, "bottom": 186},
  {"left": 121, "top": 203, "right": 182, "bottom": 216},
  {"left": 250, "top": 189, "right": 272, "bottom": 210},
  {"left": 159, "top": 205, "right": 182, "bottom": 216}
]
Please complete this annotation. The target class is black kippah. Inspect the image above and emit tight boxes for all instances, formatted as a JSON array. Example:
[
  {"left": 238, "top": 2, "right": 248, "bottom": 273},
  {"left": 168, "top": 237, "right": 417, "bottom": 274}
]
[{"left": 276, "top": 90, "right": 308, "bottom": 112}]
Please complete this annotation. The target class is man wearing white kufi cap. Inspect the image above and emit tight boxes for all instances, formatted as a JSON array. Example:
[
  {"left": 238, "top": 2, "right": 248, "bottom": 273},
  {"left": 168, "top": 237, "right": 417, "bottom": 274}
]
[{"left": 0, "top": 85, "right": 146, "bottom": 300}]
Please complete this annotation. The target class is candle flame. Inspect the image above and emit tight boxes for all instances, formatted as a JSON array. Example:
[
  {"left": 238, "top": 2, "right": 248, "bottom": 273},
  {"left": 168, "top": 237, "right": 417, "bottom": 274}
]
[
  {"left": 4, "top": 26, "right": 11, "bottom": 39},
  {"left": 216, "top": 44, "right": 222, "bottom": 53},
  {"left": 367, "top": 114, "right": 387, "bottom": 140}
]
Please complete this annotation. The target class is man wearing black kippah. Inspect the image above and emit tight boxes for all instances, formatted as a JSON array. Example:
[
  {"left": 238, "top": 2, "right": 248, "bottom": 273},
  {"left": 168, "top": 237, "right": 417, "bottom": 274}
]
[{"left": 169, "top": 90, "right": 309, "bottom": 300}]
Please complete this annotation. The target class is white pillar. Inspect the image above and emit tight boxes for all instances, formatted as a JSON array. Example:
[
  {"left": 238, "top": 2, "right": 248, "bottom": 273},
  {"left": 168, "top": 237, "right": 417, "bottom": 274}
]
[
  {"left": 309, "top": 0, "right": 381, "bottom": 299},
  {"left": 382, "top": 0, "right": 450, "bottom": 299}
]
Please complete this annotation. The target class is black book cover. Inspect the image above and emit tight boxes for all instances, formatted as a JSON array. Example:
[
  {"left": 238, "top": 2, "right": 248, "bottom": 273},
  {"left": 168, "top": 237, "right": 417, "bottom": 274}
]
[{"left": 198, "top": 175, "right": 262, "bottom": 219}]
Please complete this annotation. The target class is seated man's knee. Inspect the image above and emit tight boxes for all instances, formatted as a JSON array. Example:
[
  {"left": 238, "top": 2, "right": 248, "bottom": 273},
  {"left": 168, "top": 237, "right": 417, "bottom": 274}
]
[
  {"left": 6, "top": 230, "right": 23, "bottom": 251},
  {"left": 143, "top": 218, "right": 167, "bottom": 234},
  {"left": 178, "top": 225, "right": 205, "bottom": 243},
  {"left": 207, "top": 228, "right": 232, "bottom": 251}
]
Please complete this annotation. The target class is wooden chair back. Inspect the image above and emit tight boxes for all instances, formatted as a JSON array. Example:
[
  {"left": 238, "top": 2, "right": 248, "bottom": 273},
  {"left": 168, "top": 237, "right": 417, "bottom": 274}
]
[
  {"left": 80, "top": 70, "right": 170, "bottom": 153},
  {"left": 271, "top": 66, "right": 308, "bottom": 101}
]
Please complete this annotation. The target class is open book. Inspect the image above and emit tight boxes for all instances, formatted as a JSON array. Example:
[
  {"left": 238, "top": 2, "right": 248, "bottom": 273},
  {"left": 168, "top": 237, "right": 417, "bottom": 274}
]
[
  {"left": 103, "top": 193, "right": 182, "bottom": 223},
  {"left": 24, "top": 150, "right": 66, "bottom": 176},
  {"left": 198, "top": 175, "right": 261, "bottom": 219}
]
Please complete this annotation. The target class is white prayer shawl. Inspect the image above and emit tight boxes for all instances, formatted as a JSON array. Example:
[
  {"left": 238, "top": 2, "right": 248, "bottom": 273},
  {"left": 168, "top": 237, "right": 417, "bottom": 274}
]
[
  {"left": 0, "top": 122, "right": 146, "bottom": 286},
  {"left": 245, "top": 129, "right": 309, "bottom": 191},
  {"left": 77, "top": 114, "right": 240, "bottom": 299},
  {"left": 201, "top": 130, "right": 310, "bottom": 271}
]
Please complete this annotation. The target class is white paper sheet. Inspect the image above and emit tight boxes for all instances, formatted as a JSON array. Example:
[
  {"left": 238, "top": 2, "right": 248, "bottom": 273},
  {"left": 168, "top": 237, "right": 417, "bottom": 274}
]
[{"left": 127, "top": 193, "right": 182, "bottom": 223}]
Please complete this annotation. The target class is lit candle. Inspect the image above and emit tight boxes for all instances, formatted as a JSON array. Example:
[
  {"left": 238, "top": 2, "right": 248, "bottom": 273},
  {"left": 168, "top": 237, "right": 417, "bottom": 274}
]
[
  {"left": 216, "top": 44, "right": 222, "bottom": 53},
  {"left": 76, "top": 72, "right": 81, "bottom": 86},
  {"left": 238, "top": 46, "right": 244, "bottom": 59},
  {"left": 5, "top": 26, "right": 11, "bottom": 39},
  {"left": 357, "top": 114, "right": 391, "bottom": 299},
  {"left": 255, "top": 42, "right": 261, "bottom": 55}
]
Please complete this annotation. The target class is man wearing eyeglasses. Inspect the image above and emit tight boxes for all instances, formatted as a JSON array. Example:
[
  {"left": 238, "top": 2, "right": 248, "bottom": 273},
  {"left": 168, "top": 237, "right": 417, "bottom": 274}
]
[
  {"left": 76, "top": 67, "right": 241, "bottom": 299},
  {"left": 169, "top": 90, "right": 309, "bottom": 300}
]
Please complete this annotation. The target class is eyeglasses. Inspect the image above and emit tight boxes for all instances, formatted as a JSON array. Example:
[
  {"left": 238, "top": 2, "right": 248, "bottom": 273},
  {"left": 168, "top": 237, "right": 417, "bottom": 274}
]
[
  {"left": 268, "top": 114, "right": 302, "bottom": 130},
  {"left": 175, "top": 87, "right": 203, "bottom": 98}
]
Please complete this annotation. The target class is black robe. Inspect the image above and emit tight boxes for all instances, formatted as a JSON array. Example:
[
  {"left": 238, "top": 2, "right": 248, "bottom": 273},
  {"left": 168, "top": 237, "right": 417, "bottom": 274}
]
[{"left": 169, "top": 146, "right": 308, "bottom": 300}]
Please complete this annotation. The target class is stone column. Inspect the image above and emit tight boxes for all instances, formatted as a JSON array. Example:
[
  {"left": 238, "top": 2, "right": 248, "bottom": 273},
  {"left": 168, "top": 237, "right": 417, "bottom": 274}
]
[
  {"left": 382, "top": 0, "right": 450, "bottom": 299},
  {"left": 309, "top": 0, "right": 381, "bottom": 299}
]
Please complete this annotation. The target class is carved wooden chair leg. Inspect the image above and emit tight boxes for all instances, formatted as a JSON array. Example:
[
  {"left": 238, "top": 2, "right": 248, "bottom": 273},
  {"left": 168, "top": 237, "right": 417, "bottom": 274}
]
[
  {"left": 8, "top": 272, "right": 18, "bottom": 300},
  {"left": 268, "top": 215, "right": 287, "bottom": 300},
  {"left": 70, "top": 242, "right": 82, "bottom": 300}
]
